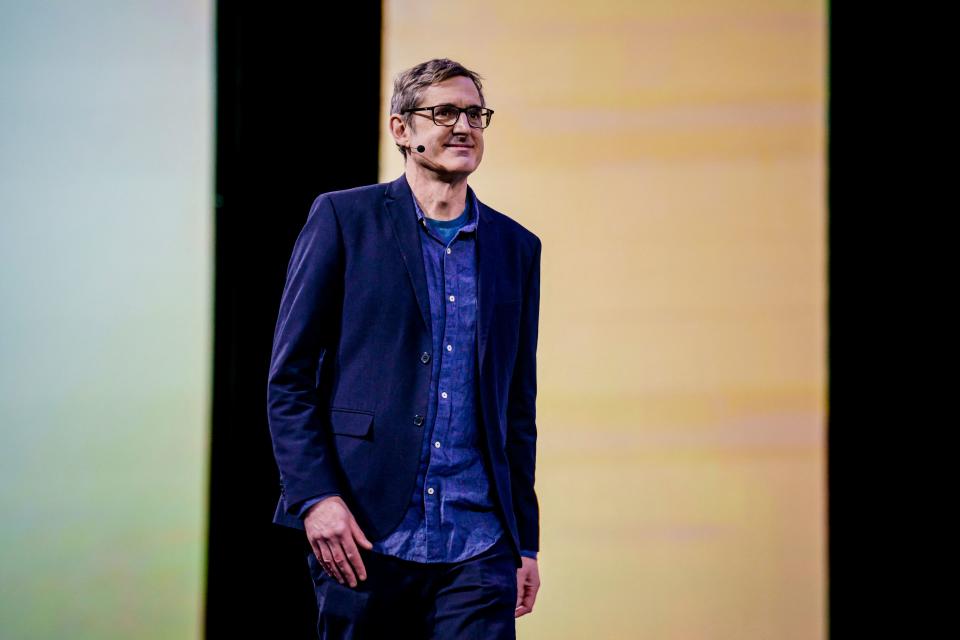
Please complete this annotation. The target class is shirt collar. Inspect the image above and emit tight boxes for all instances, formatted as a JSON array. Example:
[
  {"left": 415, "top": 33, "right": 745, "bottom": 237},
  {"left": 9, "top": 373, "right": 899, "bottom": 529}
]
[{"left": 413, "top": 187, "right": 480, "bottom": 232}]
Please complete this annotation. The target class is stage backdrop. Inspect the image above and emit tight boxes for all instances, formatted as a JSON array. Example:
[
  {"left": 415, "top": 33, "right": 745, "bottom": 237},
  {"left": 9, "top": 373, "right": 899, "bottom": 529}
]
[
  {"left": 0, "top": 2, "right": 212, "bottom": 638},
  {"left": 380, "top": 1, "right": 825, "bottom": 638}
]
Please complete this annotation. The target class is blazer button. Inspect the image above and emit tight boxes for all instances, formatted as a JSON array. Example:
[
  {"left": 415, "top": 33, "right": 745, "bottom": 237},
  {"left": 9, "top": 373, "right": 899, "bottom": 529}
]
[
  {"left": 420, "top": 352, "right": 431, "bottom": 364},
  {"left": 413, "top": 414, "right": 424, "bottom": 426}
]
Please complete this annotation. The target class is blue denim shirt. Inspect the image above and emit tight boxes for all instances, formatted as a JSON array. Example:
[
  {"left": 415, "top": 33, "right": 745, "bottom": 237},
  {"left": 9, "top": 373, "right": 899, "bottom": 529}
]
[
  {"left": 366, "top": 190, "right": 501, "bottom": 563},
  {"left": 297, "top": 188, "right": 537, "bottom": 562}
]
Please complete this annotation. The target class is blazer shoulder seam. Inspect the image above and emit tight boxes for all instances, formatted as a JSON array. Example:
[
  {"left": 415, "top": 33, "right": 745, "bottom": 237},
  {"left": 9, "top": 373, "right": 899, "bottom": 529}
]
[{"left": 480, "top": 203, "right": 540, "bottom": 246}]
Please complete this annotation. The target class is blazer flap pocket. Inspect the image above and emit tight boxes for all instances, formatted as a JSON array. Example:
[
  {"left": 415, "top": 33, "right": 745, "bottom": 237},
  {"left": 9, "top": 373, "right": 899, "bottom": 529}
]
[{"left": 329, "top": 409, "right": 373, "bottom": 438}]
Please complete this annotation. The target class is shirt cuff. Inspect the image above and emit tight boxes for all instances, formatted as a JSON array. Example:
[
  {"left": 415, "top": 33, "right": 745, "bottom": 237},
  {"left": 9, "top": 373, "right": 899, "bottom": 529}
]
[
  {"left": 520, "top": 550, "right": 538, "bottom": 559},
  {"left": 295, "top": 492, "right": 340, "bottom": 519}
]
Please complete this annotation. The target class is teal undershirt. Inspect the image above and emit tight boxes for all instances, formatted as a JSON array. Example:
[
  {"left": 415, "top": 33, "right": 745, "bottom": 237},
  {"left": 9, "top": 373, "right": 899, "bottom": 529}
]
[{"left": 424, "top": 201, "right": 470, "bottom": 245}]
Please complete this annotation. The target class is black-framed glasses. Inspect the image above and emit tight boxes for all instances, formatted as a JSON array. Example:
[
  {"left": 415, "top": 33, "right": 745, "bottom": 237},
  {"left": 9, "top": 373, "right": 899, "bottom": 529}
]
[{"left": 402, "top": 104, "right": 494, "bottom": 129}]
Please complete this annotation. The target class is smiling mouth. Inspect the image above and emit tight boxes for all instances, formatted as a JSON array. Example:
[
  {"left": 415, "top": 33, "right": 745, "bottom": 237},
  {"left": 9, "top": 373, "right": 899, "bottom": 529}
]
[{"left": 445, "top": 144, "right": 474, "bottom": 148}]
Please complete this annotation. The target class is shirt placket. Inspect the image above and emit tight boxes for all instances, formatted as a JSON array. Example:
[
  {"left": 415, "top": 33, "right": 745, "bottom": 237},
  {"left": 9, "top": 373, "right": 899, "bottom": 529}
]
[{"left": 423, "top": 228, "right": 466, "bottom": 561}]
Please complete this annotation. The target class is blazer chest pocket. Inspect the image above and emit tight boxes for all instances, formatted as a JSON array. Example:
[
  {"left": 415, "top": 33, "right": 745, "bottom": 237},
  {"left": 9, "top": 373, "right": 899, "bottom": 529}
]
[{"left": 329, "top": 409, "right": 374, "bottom": 439}]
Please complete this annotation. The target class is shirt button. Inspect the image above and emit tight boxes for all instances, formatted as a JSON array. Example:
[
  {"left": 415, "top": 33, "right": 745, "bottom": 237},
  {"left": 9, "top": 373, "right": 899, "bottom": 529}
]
[
  {"left": 427, "top": 487, "right": 435, "bottom": 495},
  {"left": 446, "top": 344, "right": 453, "bottom": 352},
  {"left": 446, "top": 247, "right": 452, "bottom": 254},
  {"left": 448, "top": 295, "right": 455, "bottom": 302},
  {"left": 420, "top": 351, "right": 431, "bottom": 364},
  {"left": 413, "top": 414, "right": 424, "bottom": 426},
  {"left": 434, "top": 441, "right": 441, "bottom": 448},
  {"left": 441, "top": 391, "right": 448, "bottom": 399}
]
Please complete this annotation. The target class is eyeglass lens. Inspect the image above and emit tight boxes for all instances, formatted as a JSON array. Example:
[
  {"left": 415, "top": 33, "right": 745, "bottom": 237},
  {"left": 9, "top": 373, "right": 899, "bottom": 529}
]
[{"left": 433, "top": 105, "right": 489, "bottom": 128}]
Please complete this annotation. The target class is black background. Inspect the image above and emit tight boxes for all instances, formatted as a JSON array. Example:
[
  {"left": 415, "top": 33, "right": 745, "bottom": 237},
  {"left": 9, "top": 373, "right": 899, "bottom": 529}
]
[{"left": 207, "top": 2, "right": 382, "bottom": 637}]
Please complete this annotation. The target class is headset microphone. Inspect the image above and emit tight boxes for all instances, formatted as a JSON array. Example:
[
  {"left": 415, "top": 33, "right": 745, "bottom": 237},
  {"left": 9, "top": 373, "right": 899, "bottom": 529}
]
[{"left": 408, "top": 143, "right": 445, "bottom": 173}]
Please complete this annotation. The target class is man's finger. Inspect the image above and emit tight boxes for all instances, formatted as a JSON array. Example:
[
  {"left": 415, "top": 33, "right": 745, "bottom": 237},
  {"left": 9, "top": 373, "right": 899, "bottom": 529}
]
[
  {"left": 515, "top": 592, "right": 536, "bottom": 616},
  {"left": 312, "top": 539, "right": 336, "bottom": 577},
  {"left": 515, "top": 565, "right": 539, "bottom": 617},
  {"left": 321, "top": 540, "right": 346, "bottom": 584},
  {"left": 520, "top": 581, "right": 538, "bottom": 612},
  {"left": 320, "top": 541, "right": 342, "bottom": 582},
  {"left": 350, "top": 518, "right": 374, "bottom": 550},
  {"left": 341, "top": 535, "right": 368, "bottom": 583},
  {"left": 315, "top": 540, "right": 334, "bottom": 577},
  {"left": 329, "top": 539, "right": 359, "bottom": 587}
]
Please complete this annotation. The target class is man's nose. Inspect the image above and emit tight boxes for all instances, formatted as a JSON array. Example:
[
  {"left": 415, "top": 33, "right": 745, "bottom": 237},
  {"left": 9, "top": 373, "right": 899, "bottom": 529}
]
[{"left": 452, "top": 111, "right": 471, "bottom": 133}]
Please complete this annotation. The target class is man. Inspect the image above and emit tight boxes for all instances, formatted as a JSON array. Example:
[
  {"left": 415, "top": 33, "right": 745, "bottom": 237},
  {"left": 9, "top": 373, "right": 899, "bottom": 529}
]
[{"left": 267, "top": 58, "right": 541, "bottom": 639}]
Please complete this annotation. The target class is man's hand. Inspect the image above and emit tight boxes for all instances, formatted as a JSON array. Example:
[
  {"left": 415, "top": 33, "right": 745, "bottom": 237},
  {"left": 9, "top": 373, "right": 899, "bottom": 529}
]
[
  {"left": 515, "top": 556, "right": 540, "bottom": 617},
  {"left": 304, "top": 495, "right": 374, "bottom": 588}
]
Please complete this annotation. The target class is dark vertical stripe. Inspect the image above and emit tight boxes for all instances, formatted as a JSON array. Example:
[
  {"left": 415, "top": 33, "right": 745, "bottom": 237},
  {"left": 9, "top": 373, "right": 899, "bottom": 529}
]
[
  {"left": 828, "top": 2, "right": 932, "bottom": 637},
  {"left": 208, "top": 2, "right": 381, "bottom": 636}
]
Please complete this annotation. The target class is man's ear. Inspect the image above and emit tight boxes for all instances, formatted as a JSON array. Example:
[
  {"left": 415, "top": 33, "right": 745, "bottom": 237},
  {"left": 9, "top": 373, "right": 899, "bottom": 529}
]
[{"left": 389, "top": 114, "right": 411, "bottom": 148}]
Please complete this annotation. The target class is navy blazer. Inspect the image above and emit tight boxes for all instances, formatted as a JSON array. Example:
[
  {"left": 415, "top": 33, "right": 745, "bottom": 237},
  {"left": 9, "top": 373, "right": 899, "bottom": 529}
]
[{"left": 267, "top": 174, "right": 541, "bottom": 568}]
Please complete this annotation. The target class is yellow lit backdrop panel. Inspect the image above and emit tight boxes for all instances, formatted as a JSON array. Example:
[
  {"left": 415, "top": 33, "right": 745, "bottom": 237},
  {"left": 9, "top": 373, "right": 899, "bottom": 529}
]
[{"left": 381, "top": 1, "right": 825, "bottom": 638}]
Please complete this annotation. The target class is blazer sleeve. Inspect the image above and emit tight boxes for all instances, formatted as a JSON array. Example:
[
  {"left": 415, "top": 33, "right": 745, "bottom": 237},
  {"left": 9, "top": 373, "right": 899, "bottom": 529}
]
[
  {"left": 267, "top": 194, "right": 345, "bottom": 514},
  {"left": 505, "top": 236, "right": 542, "bottom": 556}
]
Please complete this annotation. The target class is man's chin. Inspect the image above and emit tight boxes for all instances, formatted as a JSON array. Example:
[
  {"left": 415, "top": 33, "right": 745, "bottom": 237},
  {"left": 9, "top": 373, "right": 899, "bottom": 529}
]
[{"left": 421, "top": 158, "right": 479, "bottom": 177}]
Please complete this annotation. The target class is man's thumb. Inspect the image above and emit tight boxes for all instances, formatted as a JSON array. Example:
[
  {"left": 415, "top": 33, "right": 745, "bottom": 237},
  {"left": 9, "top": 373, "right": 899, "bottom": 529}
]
[{"left": 351, "top": 518, "right": 374, "bottom": 549}]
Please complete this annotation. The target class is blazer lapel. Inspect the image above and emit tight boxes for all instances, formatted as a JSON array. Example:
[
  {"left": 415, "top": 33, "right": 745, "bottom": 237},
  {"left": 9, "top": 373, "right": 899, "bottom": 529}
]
[
  {"left": 384, "top": 174, "right": 432, "bottom": 334},
  {"left": 476, "top": 198, "right": 500, "bottom": 369}
]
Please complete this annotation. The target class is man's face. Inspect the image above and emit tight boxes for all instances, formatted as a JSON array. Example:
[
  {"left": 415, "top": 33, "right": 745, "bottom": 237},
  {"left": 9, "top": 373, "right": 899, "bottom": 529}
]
[{"left": 403, "top": 75, "right": 485, "bottom": 177}]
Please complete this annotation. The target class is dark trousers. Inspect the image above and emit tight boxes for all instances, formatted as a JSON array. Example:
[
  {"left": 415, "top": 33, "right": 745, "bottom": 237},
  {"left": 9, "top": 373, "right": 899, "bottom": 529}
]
[{"left": 305, "top": 534, "right": 518, "bottom": 640}]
